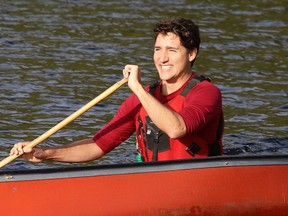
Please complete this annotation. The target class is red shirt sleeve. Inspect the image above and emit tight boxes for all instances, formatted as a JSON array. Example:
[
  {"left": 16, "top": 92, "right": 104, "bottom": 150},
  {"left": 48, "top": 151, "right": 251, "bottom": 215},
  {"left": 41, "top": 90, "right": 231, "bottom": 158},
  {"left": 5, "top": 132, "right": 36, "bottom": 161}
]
[
  {"left": 93, "top": 93, "right": 141, "bottom": 154},
  {"left": 179, "top": 81, "right": 223, "bottom": 144}
]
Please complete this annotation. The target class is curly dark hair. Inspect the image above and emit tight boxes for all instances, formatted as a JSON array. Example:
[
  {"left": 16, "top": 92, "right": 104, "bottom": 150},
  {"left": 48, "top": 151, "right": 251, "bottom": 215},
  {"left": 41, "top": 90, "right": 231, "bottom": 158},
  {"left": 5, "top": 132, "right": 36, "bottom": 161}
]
[{"left": 153, "top": 18, "right": 201, "bottom": 64}]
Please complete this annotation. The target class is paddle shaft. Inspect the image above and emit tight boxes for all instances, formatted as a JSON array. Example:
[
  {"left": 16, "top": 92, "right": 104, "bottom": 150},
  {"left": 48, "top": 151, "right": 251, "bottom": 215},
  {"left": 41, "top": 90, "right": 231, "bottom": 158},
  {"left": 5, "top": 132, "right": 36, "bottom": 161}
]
[{"left": 0, "top": 78, "right": 128, "bottom": 169}]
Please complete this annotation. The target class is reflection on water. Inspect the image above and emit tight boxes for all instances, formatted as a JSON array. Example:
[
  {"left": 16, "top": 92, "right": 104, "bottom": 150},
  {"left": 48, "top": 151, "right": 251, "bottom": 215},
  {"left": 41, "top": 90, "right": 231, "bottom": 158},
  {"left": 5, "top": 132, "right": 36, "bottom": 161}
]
[{"left": 0, "top": 0, "right": 287, "bottom": 170}]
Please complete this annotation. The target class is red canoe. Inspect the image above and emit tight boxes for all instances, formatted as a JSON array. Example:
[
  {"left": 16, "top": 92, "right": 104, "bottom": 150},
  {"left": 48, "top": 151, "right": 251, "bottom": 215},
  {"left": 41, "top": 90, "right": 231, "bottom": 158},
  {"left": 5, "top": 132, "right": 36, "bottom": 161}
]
[{"left": 1, "top": 155, "right": 288, "bottom": 216}]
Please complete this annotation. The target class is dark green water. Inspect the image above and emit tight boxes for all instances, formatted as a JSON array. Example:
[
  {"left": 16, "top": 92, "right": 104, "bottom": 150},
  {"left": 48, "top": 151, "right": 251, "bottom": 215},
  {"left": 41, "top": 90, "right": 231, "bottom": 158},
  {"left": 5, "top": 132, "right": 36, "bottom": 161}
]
[{"left": 1, "top": 0, "right": 287, "bottom": 170}]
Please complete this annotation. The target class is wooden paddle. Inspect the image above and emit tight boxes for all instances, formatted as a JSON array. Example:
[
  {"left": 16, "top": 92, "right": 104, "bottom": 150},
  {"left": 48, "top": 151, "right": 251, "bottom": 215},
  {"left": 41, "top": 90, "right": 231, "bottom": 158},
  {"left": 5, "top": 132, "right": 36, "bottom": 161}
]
[{"left": 0, "top": 78, "right": 128, "bottom": 169}]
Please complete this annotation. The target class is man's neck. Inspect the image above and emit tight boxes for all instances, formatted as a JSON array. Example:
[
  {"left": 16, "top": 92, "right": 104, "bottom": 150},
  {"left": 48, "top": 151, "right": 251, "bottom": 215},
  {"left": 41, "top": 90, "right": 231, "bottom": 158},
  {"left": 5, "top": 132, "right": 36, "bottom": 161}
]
[{"left": 161, "top": 72, "right": 193, "bottom": 95}]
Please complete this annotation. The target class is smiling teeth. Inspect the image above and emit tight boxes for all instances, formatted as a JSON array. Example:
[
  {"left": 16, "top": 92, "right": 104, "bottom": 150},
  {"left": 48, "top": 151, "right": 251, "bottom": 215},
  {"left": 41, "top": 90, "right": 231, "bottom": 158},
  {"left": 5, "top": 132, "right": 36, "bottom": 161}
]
[{"left": 161, "top": 65, "right": 173, "bottom": 69}]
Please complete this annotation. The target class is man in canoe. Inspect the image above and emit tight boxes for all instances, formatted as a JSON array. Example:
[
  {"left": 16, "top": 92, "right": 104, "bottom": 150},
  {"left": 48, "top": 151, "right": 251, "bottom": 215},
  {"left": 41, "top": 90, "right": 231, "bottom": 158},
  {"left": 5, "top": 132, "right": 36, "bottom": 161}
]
[{"left": 10, "top": 18, "right": 224, "bottom": 163}]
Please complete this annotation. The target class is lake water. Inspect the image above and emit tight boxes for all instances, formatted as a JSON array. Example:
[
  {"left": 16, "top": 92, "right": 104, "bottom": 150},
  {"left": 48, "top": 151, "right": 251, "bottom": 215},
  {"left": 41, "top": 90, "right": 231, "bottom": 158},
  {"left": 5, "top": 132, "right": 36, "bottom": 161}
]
[{"left": 0, "top": 0, "right": 287, "bottom": 170}]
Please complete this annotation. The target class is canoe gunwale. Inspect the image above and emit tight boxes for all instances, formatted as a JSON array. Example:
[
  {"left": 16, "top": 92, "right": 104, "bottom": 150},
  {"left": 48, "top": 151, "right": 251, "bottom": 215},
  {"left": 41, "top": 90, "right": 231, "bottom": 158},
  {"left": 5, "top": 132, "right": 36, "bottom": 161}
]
[{"left": 1, "top": 154, "right": 288, "bottom": 182}]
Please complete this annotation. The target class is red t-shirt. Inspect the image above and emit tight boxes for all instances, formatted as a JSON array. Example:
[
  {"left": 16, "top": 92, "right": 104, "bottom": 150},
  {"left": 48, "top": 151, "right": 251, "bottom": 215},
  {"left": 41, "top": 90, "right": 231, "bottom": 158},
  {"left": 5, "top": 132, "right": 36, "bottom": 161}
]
[{"left": 93, "top": 75, "right": 223, "bottom": 154}]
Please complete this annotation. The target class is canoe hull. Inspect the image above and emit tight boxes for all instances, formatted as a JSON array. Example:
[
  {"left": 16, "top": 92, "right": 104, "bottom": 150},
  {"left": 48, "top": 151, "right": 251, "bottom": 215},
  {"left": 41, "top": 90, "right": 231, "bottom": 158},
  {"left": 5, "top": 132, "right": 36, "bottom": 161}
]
[{"left": 1, "top": 155, "right": 288, "bottom": 216}]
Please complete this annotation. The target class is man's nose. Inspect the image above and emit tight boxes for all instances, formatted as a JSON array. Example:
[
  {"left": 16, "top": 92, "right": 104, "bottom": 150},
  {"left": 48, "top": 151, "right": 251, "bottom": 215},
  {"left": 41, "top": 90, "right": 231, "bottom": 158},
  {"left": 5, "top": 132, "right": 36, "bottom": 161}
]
[{"left": 160, "top": 52, "right": 169, "bottom": 62}]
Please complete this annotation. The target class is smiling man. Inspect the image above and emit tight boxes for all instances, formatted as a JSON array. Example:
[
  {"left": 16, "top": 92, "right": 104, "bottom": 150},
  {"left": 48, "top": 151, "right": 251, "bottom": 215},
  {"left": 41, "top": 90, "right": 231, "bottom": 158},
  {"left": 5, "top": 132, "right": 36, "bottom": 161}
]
[{"left": 11, "top": 18, "right": 224, "bottom": 163}]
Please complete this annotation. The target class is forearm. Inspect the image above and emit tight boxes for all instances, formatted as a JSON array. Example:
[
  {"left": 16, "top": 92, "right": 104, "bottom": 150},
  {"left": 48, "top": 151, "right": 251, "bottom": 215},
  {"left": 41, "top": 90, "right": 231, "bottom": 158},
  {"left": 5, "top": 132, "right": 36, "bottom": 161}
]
[
  {"left": 123, "top": 64, "right": 186, "bottom": 138},
  {"left": 134, "top": 85, "right": 186, "bottom": 138},
  {"left": 43, "top": 138, "right": 104, "bottom": 163}
]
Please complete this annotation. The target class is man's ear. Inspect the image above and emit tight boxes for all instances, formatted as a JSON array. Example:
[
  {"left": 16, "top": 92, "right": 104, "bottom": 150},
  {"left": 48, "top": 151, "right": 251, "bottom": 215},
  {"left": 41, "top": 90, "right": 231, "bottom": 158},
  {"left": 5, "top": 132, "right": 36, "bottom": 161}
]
[{"left": 188, "top": 49, "right": 197, "bottom": 62}]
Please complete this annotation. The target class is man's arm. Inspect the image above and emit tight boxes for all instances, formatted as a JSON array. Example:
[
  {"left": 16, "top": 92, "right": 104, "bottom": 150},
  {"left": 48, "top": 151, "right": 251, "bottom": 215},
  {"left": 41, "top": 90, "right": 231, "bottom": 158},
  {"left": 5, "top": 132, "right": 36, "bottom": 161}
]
[
  {"left": 133, "top": 86, "right": 186, "bottom": 138},
  {"left": 123, "top": 65, "right": 186, "bottom": 139},
  {"left": 10, "top": 138, "right": 104, "bottom": 163}
]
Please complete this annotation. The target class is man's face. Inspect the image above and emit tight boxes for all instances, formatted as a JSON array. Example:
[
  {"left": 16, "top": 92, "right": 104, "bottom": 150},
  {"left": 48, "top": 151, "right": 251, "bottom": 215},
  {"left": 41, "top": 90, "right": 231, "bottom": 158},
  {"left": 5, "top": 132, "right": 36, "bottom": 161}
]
[{"left": 153, "top": 32, "right": 196, "bottom": 83}]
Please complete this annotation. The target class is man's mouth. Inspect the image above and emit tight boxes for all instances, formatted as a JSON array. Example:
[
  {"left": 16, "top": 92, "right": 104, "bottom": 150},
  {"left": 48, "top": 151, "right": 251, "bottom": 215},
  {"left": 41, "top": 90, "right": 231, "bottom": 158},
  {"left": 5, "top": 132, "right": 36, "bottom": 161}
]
[{"left": 161, "top": 65, "right": 173, "bottom": 70}]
